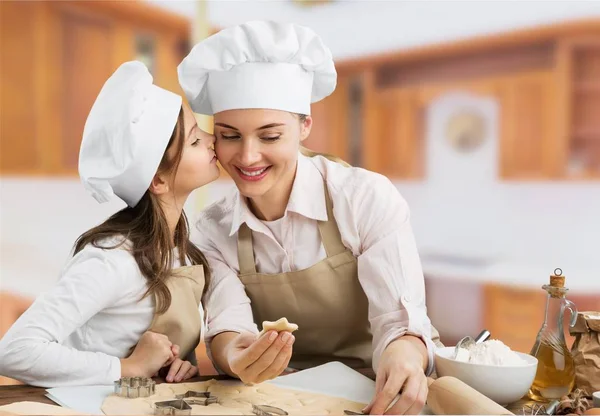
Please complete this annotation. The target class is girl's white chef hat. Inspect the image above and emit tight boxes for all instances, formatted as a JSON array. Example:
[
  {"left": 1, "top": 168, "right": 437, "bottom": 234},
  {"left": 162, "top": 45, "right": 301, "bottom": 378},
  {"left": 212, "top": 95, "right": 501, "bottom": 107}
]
[{"left": 79, "top": 61, "right": 182, "bottom": 207}]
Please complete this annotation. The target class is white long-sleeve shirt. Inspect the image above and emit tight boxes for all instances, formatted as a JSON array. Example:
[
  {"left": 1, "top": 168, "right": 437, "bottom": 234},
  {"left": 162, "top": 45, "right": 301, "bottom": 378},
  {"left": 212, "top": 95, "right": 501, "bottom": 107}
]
[
  {"left": 0, "top": 240, "right": 155, "bottom": 387},
  {"left": 195, "top": 153, "right": 436, "bottom": 375}
]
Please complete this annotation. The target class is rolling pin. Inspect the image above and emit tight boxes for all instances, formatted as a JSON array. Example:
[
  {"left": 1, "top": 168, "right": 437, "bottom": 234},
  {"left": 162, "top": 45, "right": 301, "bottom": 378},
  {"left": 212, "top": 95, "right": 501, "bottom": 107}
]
[{"left": 426, "top": 377, "right": 514, "bottom": 415}]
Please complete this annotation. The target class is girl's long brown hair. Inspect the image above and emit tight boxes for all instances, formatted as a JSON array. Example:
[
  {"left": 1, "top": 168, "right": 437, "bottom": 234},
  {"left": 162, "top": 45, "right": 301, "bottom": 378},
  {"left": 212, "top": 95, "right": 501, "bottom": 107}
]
[{"left": 74, "top": 108, "right": 210, "bottom": 314}]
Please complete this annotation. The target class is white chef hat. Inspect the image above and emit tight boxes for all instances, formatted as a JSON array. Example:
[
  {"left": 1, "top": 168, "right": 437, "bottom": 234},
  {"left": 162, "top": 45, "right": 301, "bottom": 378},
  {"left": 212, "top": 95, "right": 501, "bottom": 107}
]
[
  {"left": 79, "top": 61, "right": 182, "bottom": 207},
  {"left": 177, "top": 20, "right": 336, "bottom": 116}
]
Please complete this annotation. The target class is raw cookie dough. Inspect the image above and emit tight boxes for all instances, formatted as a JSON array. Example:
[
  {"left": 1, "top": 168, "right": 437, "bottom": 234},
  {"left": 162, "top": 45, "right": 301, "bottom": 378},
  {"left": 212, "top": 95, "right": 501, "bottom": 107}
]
[
  {"left": 258, "top": 318, "right": 299, "bottom": 336},
  {"left": 101, "top": 379, "right": 365, "bottom": 416},
  {"left": 0, "top": 402, "right": 88, "bottom": 415}
]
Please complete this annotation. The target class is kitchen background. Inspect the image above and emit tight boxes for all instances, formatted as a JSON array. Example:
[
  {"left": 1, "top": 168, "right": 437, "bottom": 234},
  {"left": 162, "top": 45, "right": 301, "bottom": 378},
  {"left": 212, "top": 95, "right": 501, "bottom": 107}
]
[{"left": 1, "top": 0, "right": 599, "bottom": 384}]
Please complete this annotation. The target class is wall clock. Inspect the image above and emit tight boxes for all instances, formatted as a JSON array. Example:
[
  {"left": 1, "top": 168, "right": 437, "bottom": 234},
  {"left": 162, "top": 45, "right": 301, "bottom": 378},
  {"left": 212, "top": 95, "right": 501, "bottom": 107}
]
[{"left": 445, "top": 110, "right": 487, "bottom": 152}]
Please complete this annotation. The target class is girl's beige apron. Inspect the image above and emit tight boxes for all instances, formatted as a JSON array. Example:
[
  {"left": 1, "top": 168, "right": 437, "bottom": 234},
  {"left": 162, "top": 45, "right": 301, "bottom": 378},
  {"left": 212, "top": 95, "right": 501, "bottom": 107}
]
[
  {"left": 237, "top": 183, "right": 443, "bottom": 370},
  {"left": 130, "top": 265, "right": 205, "bottom": 362}
]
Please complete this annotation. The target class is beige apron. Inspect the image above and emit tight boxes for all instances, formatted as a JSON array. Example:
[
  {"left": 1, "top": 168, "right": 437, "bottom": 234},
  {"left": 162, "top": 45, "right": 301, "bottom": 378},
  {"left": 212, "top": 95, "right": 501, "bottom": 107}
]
[
  {"left": 143, "top": 265, "right": 206, "bottom": 362},
  {"left": 237, "top": 182, "right": 443, "bottom": 371}
]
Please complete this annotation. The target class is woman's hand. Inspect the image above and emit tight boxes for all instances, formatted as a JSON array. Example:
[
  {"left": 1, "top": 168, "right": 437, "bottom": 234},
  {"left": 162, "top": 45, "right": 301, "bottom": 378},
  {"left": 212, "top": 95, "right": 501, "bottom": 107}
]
[
  {"left": 364, "top": 336, "right": 428, "bottom": 415},
  {"left": 226, "top": 330, "right": 295, "bottom": 384}
]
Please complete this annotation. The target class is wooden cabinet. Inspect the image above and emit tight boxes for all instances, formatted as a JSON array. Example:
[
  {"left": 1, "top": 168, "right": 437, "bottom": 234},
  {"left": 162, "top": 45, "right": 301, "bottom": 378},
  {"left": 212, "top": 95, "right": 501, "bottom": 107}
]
[
  {"left": 308, "top": 70, "right": 425, "bottom": 177},
  {"left": 324, "top": 19, "right": 600, "bottom": 180},
  {"left": 483, "top": 284, "right": 546, "bottom": 353},
  {"left": 498, "top": 71, "right": 559, "bottom": 179},
  {"left": 557, "top": 36, "right": 600, "bottom": 178},
  {"left": 1, "top": 1, "right": 41, "bottom": 174},
  {"left": 0, "top": 1, "right": 191, "bottom": 176},
  {"left": 360, "top": 70, "right": 559, "bottom": 180},
  {"left": 369, "top": 88, "right": 423, "bottom": 178},
  {"left": 62, "top": 12, "right": 114, "bottom": 172},
  {"left": 483, "top": 284, "right": 600, "bottom": 354},
  {"left": 314, "top": 69, "right": 560, "bottom": 181},
  {"left": 304, "top": 73, "right": 351, "bottom": 163}
]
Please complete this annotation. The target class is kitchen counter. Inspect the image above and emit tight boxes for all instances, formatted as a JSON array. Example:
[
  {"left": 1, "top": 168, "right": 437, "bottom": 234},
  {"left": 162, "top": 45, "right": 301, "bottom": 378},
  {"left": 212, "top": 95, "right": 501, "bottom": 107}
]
[
  {"left": 421, "top": 253, "right": 599, "bottom": 352},
  {"left": 420, "top": 253, "right": 599, "bottom": 293}
]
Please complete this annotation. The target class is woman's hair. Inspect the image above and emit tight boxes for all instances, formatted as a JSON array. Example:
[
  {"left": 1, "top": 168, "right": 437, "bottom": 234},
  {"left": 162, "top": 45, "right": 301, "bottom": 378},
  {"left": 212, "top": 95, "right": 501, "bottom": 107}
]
[
  {"left": 296, "top": 113, "right": 351, "bottom": 167},
  {"left": 74, "top": 108, "right": 211, "bottom": 314}
]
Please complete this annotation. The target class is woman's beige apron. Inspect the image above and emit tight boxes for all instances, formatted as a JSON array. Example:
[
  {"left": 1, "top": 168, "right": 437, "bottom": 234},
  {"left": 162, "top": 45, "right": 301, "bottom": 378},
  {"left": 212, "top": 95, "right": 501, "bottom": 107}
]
[
  {"left": 237, "top": 183, "right": 443, "bottom": 371},
  {"left": 133, "top": 265, "right": 206, "bottom": 363}
]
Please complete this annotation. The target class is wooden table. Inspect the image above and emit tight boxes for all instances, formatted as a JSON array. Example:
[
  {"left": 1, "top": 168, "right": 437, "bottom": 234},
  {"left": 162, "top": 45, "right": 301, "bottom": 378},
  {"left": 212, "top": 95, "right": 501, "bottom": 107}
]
[
  {"left": 0, "top": 368, "right": 376, "bottom": 407},
  {"left": 0, "top": 375, "right": 231, "bottom": 407}
]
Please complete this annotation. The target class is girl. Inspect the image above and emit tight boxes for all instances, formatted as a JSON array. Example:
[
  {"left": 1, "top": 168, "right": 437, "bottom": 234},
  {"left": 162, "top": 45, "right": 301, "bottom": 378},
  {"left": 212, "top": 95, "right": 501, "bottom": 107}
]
[
  {"left": 0, "top": 61, "right": 220, "bottom": 387},
  {"left": 178, "top": 21, "right": 442, "bottom": 415}
]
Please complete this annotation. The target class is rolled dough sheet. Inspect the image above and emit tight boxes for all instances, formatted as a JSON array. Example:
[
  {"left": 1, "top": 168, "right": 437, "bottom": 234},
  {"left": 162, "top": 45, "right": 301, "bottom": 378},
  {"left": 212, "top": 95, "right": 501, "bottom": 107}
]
[
  {"left": 101, "top": 379, "right": 365, "bottom": 415},
  {"left": 0, "top": 401, "right": 88, "bottom": 415}
]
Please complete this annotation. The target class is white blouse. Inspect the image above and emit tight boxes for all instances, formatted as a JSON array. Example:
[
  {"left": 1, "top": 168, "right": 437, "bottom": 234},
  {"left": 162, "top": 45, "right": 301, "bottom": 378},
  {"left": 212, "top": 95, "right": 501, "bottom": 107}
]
[
  {"left": 0, "top": 240, "right": 155, "bottom": 387},
  {"left": 195, "top": 153, "right": 436, "bottom": 375}
]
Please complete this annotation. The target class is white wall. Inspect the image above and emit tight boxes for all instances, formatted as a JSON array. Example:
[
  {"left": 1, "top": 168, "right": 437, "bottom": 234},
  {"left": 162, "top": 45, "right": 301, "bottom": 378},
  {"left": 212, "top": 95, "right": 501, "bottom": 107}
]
[
  {"left": 149, "top": 0, "right": 600, "bottom": 59},
  {"left": 0, "top": 179, "right": 209, "bottom": 297},
  {"left": 3, "top": 164, "right": 598, "bottom": 299}
]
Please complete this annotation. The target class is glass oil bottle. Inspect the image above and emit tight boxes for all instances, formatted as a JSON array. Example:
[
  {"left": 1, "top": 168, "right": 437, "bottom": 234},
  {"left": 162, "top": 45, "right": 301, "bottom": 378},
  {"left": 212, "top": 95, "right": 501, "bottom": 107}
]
[{"left": 528, "top": 268, "right": 578, "bottom": 401}]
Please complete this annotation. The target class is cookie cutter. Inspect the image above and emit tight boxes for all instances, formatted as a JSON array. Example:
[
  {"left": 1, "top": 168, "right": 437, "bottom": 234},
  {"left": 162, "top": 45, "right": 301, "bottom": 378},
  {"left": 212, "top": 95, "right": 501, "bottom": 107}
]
[
  {"left": 520, "top": 399, "right": 560, "bottom": 416},
  {"left": 175, "top": 391, "right": 211, "bottom": 399},
  {"left": 114, "top": 377, "right": 156, "bottom": 398},
  {"left": 174, "top": 390, "right": 218, "bottom": 406},
  {"left": 154, "top": 399, "right": 192, "bottom": 415},
  {"left": 183, "top": 396, "right": 218, "bottom": 406},
  {"left": 252, "top": 404, "right": 288, "bottom": 416},
  {"left": 544, "top": 400, "right": 560, "bottom": 415},
  {"left": 343, "top": 411, "right": 364, "bottom": 415}
]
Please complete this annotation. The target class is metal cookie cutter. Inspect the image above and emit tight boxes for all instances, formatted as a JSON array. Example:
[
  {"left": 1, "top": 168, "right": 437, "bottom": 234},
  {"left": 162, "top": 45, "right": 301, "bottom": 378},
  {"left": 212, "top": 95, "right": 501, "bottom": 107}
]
[
  {"left": 520, "top": 399, "right": 560, "bottom": 416},
  {"left": 187, "top": 396, "right": 218, "bottom": 406},
  {"left": 343, "top": 411, "right": 365, "bottom": 415},
  {"left": 114, "top": 377, "right": 156, "bottom": 398},
  {"left": 154, "top": 399, "right": 192, "bottom": 415},
  {"left": 252, "top": 404, "right": 288, "bottom": 416},
  {"left": 175, "top": 390, "right": 218, "bottom": 406},
  {"left": 175, "top": 391, "right": 211, "bottom": 399}
]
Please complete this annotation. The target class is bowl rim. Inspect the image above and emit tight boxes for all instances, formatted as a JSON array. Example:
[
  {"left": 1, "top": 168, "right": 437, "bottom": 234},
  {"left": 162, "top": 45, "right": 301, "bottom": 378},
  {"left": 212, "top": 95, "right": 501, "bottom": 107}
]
[{"left": 435, "top": 346, "right": 538, "bottom": 368}]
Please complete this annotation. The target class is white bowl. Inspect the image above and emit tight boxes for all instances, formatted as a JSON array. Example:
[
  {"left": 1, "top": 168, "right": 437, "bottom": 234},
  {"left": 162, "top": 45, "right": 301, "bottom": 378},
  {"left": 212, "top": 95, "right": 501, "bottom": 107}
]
[
  {"left": 434, "top": 346, "right": 538, "bottom": 405},
  {"left": 593, "top": 391, "right": 600, "bottom": 408}
]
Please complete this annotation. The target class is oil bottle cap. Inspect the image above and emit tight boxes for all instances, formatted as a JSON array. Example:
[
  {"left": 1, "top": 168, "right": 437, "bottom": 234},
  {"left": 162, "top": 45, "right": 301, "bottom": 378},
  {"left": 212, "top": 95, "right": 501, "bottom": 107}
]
[{"left": 550, "top": 268, "right": 565, "bottom": 288}]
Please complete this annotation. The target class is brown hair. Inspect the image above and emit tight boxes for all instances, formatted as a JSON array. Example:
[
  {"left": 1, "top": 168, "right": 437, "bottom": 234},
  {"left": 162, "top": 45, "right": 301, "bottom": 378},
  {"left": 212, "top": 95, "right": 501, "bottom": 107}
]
[
  {"left": 296, "top": 113, "right": 351, "bottom": 167},
  {"left": 74, "top": 108, "right": 211, "bottom": 314}
]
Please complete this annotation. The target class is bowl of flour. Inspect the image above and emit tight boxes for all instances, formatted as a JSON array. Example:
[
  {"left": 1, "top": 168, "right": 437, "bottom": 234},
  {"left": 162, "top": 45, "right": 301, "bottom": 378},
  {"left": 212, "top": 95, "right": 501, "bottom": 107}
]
[{"left": 435, "top": 339, "right": 538, "bottom": 405}]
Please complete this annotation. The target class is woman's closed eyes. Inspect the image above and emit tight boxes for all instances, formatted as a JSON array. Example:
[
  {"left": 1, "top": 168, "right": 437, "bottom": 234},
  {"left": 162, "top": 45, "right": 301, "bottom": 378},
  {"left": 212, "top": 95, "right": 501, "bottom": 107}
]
[{"left": 218, "top": 133, "right": 281, "bottom": 142}]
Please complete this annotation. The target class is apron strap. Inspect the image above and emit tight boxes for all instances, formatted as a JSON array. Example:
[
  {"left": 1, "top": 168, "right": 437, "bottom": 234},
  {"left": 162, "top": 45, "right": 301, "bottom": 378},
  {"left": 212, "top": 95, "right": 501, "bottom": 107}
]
[
  {"left": 318, "top": 183, "right": 348, "bottom": 257},
  {"left": 237, "top": 223, "right": 257, "bottom": 275},
  {"left": 236, "top": 181, "right": 348, "bottom": 273}
]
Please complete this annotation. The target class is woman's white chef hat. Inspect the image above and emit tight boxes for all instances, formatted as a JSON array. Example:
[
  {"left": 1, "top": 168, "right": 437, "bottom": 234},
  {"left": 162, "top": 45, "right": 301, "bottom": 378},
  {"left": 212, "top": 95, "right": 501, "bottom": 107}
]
[
  {"left": 78, "top": 61, "right": 182, "bottom": 207},
  {"left": 177, "top": 20, "right": 336, "bottom": 116}
]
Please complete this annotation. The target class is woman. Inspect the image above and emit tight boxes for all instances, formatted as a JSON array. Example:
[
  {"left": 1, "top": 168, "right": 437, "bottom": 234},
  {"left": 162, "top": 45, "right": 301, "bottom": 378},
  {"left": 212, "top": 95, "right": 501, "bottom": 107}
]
[
  {"left": 178, "top": 21, "right": 441, "bottom": 415},
  {"left": 0, "top": 61, "right": 220, "bottom": 387}
]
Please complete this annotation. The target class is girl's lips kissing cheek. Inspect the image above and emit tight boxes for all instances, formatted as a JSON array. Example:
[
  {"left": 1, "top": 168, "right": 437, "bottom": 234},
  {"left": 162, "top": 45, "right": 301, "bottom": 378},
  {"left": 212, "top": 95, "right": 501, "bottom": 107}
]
[{"left": 235, "top": 165, "right": 272, "bottom": 182}]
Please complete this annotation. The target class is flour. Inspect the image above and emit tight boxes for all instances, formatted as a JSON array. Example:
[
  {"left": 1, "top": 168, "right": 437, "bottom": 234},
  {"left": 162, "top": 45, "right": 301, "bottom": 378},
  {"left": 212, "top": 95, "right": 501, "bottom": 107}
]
[{"left": 455, "top": 339, "right": 528, "bottom": 366}]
